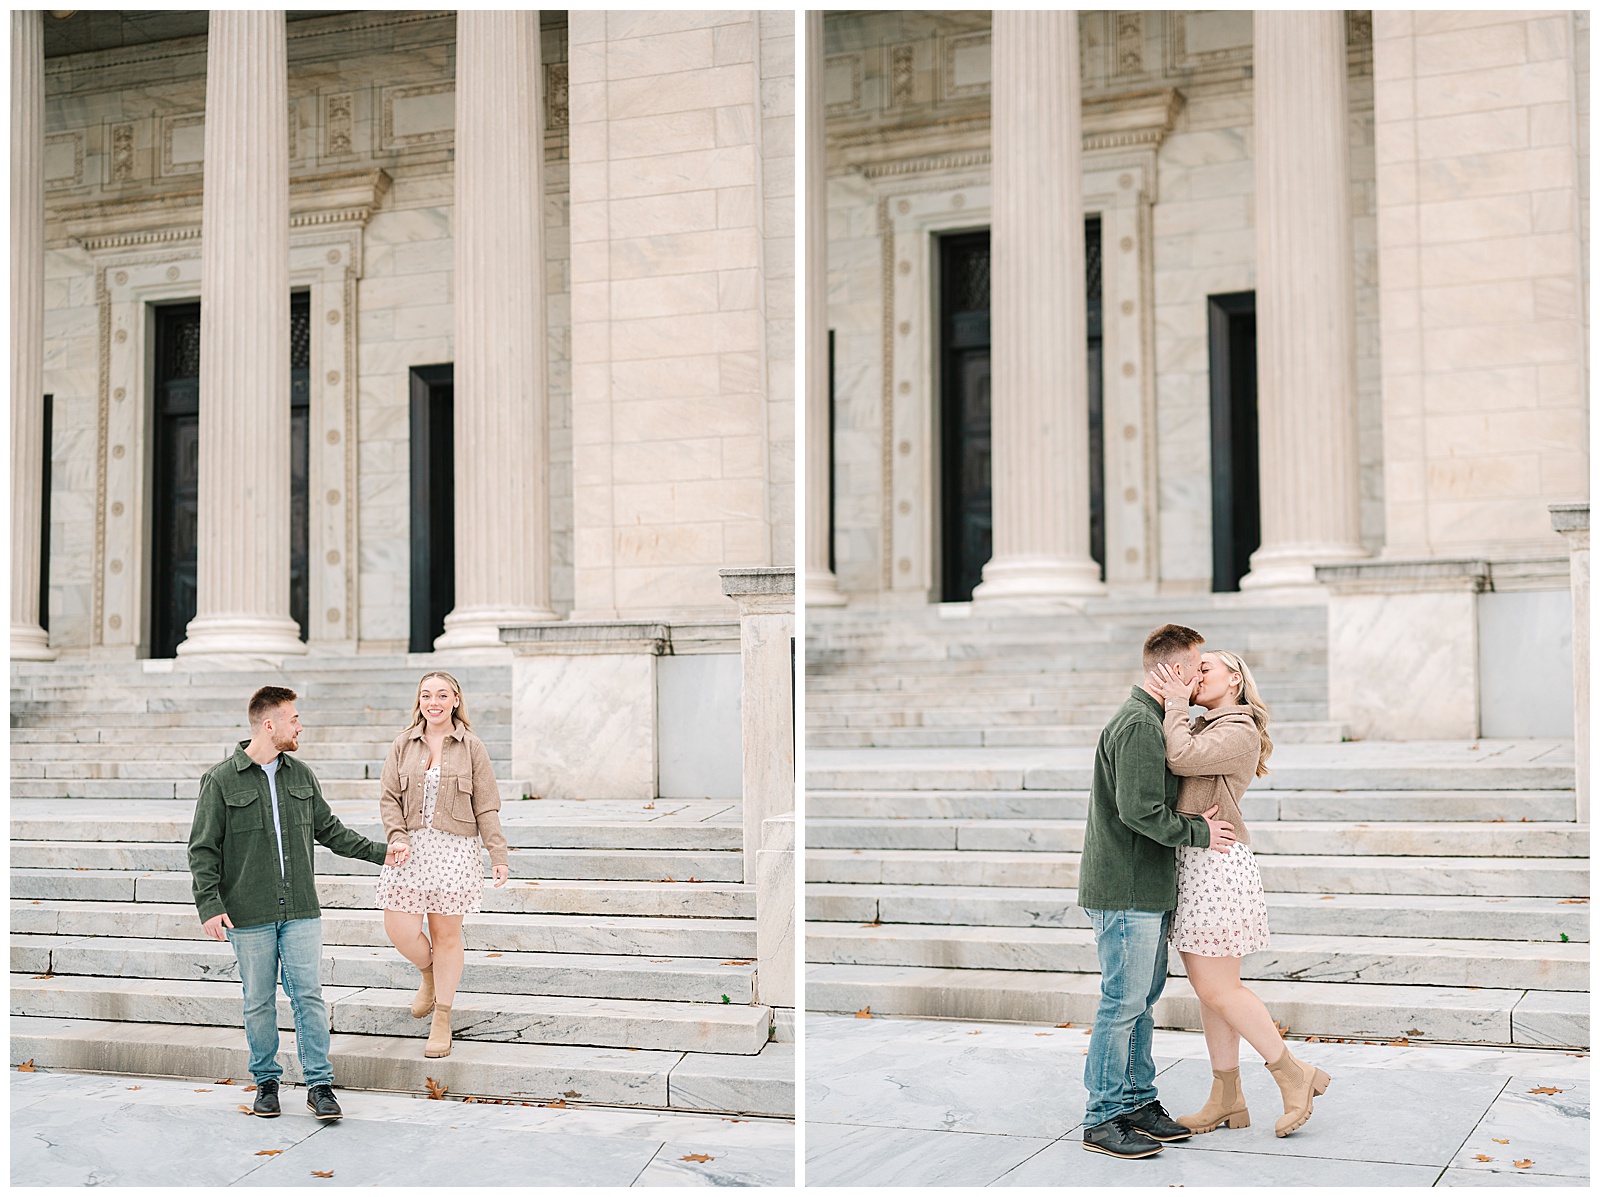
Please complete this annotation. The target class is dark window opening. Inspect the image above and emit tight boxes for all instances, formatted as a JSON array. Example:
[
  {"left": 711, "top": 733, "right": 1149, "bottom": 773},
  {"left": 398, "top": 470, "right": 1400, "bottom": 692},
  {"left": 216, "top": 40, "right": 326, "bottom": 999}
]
[
  {"left": 1208, "top": 291, "right": 1261, "bottom": 592},
  {"left": 409, "top": 364, "right": 455, "bottom": 654}
]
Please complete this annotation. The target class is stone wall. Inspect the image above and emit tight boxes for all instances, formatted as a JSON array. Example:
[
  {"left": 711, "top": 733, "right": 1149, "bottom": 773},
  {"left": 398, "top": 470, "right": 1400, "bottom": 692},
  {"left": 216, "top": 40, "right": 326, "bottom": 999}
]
[{"left": 1372, "top": 11, "right": 1590, "bottom": 560}]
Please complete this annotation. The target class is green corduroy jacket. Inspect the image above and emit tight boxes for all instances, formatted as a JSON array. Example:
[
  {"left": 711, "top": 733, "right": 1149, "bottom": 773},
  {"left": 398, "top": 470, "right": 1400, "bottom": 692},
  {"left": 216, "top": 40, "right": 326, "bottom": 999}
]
[
  {"left": 188, "top": 742, "right": 386, "bottom": 928},
  {"left": 1077, "top": 687, "right": 1213, "bottom": 912}
]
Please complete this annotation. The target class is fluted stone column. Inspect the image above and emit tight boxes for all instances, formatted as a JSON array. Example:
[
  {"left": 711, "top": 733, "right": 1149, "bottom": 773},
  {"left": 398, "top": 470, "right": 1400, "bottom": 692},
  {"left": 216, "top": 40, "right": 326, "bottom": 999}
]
[
  {"left": 178, "top": 10, "right": 305, "bottom": 657},
  {"left": 972, "top": 10, "right": 1105, "bottom": 603},
  {"left": 11, "top": 12, "right": 54, "bottom": 660},
  {"left": 805, "top": 12, "right": 846, "bottom": 607},
  {"left": 436, "top": 9, "right": 557, "bottom": 648},
  {"left": 1242, "top": 11, "right": 1367, "bottom": 590}
]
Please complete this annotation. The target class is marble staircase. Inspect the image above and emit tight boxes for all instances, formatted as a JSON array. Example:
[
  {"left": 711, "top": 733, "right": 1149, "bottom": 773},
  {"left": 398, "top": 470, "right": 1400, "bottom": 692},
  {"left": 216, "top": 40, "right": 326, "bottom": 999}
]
[
  {"left": 804, "top": 740, "right": 1588, "bottom": 1050},
  {"left": 10, "top": 657, "right": 793, "bottom": 1117},
  {"left": 806, "top": 599, "right": 1340, "bottom": 748}
]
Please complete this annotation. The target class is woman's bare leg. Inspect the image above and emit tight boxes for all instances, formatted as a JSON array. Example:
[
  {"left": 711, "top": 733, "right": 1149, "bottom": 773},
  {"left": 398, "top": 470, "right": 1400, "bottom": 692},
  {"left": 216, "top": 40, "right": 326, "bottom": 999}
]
[
  {"left": 426, "top": 913, "right": 466, "bottom": 1007},
  {"left": 1182, "top": 951, "right": 1286, "bottom": 1066},
  {"left": 384, "top": 909, "right": 432, "bottom": 970},
  {"left": 1196, "top": 992, "right": 1241, "bottom": 1072}
]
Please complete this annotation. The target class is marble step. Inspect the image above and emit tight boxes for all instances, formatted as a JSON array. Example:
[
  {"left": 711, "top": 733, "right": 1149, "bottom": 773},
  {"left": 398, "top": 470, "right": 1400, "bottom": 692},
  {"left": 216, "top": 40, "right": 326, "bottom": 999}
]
[
  {"left": 802, "top": 963, "right": 1585, "bottom": 1049},
  {"left": 803, "top": 789, "right": 1582, "bottom": 823},
  {"left": 14, "top": 896, "right": 756, "bottom": 957},
  {"left": 14, "top": 872, "right": 754, "bottom": 918},
  {"left": 13, "top": 935, "right": 757, "bottom": 1003},
  {"left": 12, "top": 709, "right": 510, "bottom": 730},
  {"left": 9, "top": 801, "right": 742, "bottom": 852},
  {"left": 11, "top": 724, "right": 484, "bottom": 745},
  {"left": 803, "top": 921, "right": 1589, "bottom": 991},
  {"left": 9, "top": 841, "right": 742, "bottom": 883},
  {"left": 8, "top": 778, "right": 486, "bottom": 801},
  {"left": 10, "top": 975, "right": 770, "bottom": 1055},
  {"left": 806, "top": 848, "right": 1590, "bottom": 897},
  {"left": 9, "top": 739, "right": 511, "bottom": 763},
  {"left": 805, "top": 723, "right": 1337, "bottom": 749},
  {"left": 804, "top": 818, "right": 1589, "bottom": 858},
  {"left": 8, "top": 1016, "right": 794, "bottom": 1116},
  {"left": 803, "top": 884, "right": 1592, "bottom": 943}
]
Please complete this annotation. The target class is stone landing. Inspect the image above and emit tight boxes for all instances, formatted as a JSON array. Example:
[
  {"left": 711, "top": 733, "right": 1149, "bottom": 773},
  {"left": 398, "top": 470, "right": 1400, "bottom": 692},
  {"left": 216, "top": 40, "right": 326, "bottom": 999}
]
[{"left": 805, "top": 740, "right": 1587, "bottom": 1049}]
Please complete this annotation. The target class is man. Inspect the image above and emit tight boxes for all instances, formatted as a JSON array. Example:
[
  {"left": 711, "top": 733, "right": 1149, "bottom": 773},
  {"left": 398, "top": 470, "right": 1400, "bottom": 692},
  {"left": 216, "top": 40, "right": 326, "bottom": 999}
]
[
  {"left": 188, "top": 685, "right": 402, "bottom": 1120},
  {"left": 1078, "top": 624, "right": 1238, "bottom": 1159}
]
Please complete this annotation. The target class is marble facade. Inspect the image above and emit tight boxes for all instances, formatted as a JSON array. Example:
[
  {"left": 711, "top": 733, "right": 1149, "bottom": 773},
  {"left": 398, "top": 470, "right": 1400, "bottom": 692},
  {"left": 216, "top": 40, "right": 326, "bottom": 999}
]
[{"left": 28, "top": 10, "right": 793, "bottom": 656}]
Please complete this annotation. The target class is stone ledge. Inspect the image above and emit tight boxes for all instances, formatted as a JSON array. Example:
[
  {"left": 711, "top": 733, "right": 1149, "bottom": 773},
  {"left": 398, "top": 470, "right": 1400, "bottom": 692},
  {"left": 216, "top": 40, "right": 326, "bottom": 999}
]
[
  {"left": 1550, "top": 502, "right": 1589, "bottom": 536},
  {"left": 1315, "top": 556, "right": 1571, "bottom": 595},
  {"left": 499, "top": 620, "right": 741, "bottom": 656}
]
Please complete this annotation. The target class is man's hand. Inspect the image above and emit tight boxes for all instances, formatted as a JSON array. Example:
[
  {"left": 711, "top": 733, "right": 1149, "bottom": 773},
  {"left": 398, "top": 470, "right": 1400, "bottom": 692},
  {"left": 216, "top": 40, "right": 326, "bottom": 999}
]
[
  {"left": 385, "top": 841, "right": 410, "bottom": 868},
  {"left": 492, "top": 864, "right": 509, "bottom": 888},
  {"left": 1202, "top": 804, "right": 1236, "bottom": 854},
  {"left": 201, "top": 912, "right": 234, "bottom": 941}
]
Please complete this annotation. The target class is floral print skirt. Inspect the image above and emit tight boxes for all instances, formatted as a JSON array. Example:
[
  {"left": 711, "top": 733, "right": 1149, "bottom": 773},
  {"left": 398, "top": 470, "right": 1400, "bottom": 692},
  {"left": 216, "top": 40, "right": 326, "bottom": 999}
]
[
  {"left": 1170, "top": 841, "right": 1271, "bottom": 958},
  {"left": 374, "top": 766, "right": 483, "bottom": 915}
]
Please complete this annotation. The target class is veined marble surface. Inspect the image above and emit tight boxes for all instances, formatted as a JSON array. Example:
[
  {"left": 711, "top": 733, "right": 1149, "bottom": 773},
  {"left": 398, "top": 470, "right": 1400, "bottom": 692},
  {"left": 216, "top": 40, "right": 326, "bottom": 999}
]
[
  {"left": 805, "top": 1012, "right": 1590, "bottom": 1187},
  {"left": 11, "top": 1068, "right": 794, "bottom": 1187}
]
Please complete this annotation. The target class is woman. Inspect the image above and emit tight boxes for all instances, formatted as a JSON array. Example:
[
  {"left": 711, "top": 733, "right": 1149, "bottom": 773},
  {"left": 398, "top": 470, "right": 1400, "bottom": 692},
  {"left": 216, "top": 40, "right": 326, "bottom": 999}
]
[
  {"left": 375, "top": 671, "right": 509, "bottom": 1058},
  {"left": 1150, "top": 651, "right": 1330, "bottom": 1138}
]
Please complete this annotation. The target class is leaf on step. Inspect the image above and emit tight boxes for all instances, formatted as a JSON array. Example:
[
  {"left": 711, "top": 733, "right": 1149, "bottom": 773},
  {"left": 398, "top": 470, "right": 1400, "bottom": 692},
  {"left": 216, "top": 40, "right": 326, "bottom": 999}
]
[
  {"left": 1035, "top": 1033, "right": 1051, "bottom": 1037},
  {"left": 425, "top": 1077, "right": 448, "bottom": 1100},
  {"left": 486, "top": 953, "right": 502, "bottom": 958},
  {"left": 1560, "top": 933, "right": 1570, "bottom": 942},
  {"left": 255, "top": 1150, "right": 283, "bottom": 1157},
  {"left": 681, "top": 1154, "right": 714, "bottom": 1163},
  {"left": 1527, "top": 1086, "right": 1564, "bottom": 1095},
  {"left": 564, "top": 1090, "right": 581, "bottom": 1098},
  {"left": 32, "top": 973, "right": 53, "bottom": 980},
  {"left": 721, "top": 994, "right": 730, "bottom": 1004},
  {"left": 1513, "top": 1160, "right": 1533, "bottom": 1170},
  {"left": 15, "top": 1060, "right": 36, "bottom": 1073},
  {"left": 1474, "top": 1155, "right": 1493, "bottom": 1162},
  {"left": 524, "top": 881, "right": 538, "bottom": 886},
  {"left": 862, "top": 919, "right": 882, "bottom": 928},
  {"left": 1493, "top": 1138, "right": 1509, "bottom": 1144},
  {"left": 546, "top": 1099, "right": 567, "bottom": 1108},
  {"left": 660, "top": 877, "right": 677, "bottom": 883},
  {"left": 194, "top": 1089, "right": 211, "bottom": 1093},
  {"left": 462, "top": 1097, "right": 477, "bottom": 1103},
  {"left": 237, "top": 1105, "right": 252, "bottom": 1114},
  {"left": 1056, "top": 1023, "right": 1072, "bottom": 1029},
  {"left": 854, "top": 1006, "right": 872, "bottom": 1019},
  {"left": 967, "top": 1031, "right": 981, "bottom": 1036},
  {"left": 1558, "top": 898, "right": 1588, "bottom": 904},
  {"left": 1082, "top": 1029, "right": 1092, "bottom": 1035},
  {"left": 1274, "top": 1021, "right": 1290, "bottom": 1039},
  {"left": 720, "top": 959, "right": 755, "bottom": 966},
  {"left": 643, "top": 802, "right": 655, "bottom": 810},
  {"left": 126, "top": 1086, "right": 141, "bottom": 1090},
  {"left": 244, "top": 1085, "right": 257, "bottom": 1092},
  {"left": 1388, "top": 1037, "right": 1410, "bottom": 1047},
  {"left": 1318, "top": 896, "right": 1335, "bottom": 901},
  {"left": 311, "top": 1171, "right": 335, "bottom": 1179},
  {"left": 74, "top": 867, "right": 89, "bottom": 871}
]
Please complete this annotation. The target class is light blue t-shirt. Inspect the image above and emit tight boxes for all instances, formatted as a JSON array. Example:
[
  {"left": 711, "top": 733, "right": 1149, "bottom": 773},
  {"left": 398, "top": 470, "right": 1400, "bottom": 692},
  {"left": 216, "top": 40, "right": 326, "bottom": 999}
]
[{"left": 261, "top": 756, "right": 286, "bottom": 878}]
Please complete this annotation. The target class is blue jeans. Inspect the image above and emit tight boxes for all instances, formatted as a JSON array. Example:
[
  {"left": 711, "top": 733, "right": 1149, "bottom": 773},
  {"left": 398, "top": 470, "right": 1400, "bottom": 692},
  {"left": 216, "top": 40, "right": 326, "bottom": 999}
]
[
  {"left": 226, "top": 917, "right": 332, "bottom": 1088},
  {"left": 1082, "top": 908, "right": 1170, "bottom": 1127}
]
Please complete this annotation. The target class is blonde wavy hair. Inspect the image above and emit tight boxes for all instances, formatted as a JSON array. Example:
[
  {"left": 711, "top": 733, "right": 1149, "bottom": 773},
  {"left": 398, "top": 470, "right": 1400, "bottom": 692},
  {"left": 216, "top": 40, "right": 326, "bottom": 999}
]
[
  {"left": 1206, "top": 649, "right": 1272, "bottom": 777},
  {"left": 408, "top": 670, "right": 471, "bottom": 732}
]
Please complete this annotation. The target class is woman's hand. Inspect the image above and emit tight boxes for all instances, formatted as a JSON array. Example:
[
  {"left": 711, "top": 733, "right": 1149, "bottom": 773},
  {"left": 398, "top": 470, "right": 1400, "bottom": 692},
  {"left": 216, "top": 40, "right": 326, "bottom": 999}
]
[
  {"left": 385, "top": 840, "right": 410, "bottom": 868},
  {"left": 492, "top": 864, "right": 509, "bottom": 888},
  {"left": 1148, "top": 662, "right": 1197, "bottom": 708}
]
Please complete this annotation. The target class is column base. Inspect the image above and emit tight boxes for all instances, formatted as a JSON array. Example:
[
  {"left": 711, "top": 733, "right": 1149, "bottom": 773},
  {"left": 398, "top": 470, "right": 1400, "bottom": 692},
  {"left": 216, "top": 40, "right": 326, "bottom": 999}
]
[
  {"left": 10, "top": 622, "right": 56, "bottom": 661},
  {"left": 1239, "top": 543, "right": 1368, "bottom": 592},
  {"left": 435, "top": 605, "right": 560, "bottom": 651},
  {"left": 971, "top": 554, "right": 1107, "bottom": 605},
  {"left": 176, "top": 614, "right": 308, "bottom": 658},
  {"left": 805, "top": 568, "right": 848, "bottom": 607}
]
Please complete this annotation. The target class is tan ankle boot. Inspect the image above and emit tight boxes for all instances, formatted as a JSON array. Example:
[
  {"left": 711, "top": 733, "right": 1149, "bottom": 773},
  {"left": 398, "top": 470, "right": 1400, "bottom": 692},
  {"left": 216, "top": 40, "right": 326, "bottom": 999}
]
[
  {"left": 1264, "top": 1047, "right": 1330, "bottom": 1136},
  {"left": 1177, "top": 1067, "right": 1250, "bottom": 1132},
  {"left": 424, "top": 1003, "right": 452, "bottom": 1058},
  {"left": 410, "top": 965, "right": 436, "bottom": 1019}
]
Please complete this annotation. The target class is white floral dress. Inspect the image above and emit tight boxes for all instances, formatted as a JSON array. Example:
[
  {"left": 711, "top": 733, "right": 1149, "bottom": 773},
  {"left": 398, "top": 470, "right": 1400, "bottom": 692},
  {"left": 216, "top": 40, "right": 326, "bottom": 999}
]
[
  {"left": 374, "top": 765, "right": 483, "bottom": 915},
  {"left": 1171, "top": 840, "right": 1271, "bottom": 957}
]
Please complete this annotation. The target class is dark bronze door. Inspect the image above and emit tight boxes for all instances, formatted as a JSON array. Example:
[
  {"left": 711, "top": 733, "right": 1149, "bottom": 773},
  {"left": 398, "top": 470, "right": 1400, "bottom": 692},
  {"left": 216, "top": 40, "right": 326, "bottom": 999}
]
[
  {"left": 150, "top": 297, "right": 310, "bottom": 656},
  {"left": 1208, "top": 291, "right": 1260, "bottom": 591},
  {"left": 408, "top": 363, "right": 455, "bottom": 653},
  {"left": 938, "top": 220, "right": 1106, "bottom": 601},
  {"left": 939, "top": 232, "right": 992, "bottom": 602}
]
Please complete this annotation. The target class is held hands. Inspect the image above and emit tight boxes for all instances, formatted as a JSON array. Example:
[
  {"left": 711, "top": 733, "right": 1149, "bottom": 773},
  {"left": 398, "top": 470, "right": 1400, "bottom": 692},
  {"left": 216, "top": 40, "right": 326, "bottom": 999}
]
[
  {"left": 385, "top": 840, "right": 410, "bottom": 867},
  {"left": 1202, "top": 804, "right": 1237, "bottom": 854},
  {"left": 201, "top": 912, "right": 234, "bottom": 941},
  {"left": 492, "top": 864, "right": 509, "bottom": 888},
  {"left": 1148, "top": 662, "right": 1197, "bottom": 707}
]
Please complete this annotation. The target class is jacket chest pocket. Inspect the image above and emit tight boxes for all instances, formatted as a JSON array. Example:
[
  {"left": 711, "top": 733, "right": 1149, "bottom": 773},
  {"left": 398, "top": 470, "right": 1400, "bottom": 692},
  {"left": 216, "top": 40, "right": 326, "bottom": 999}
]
[
  {"left": 447, "top": 777, "right": 474, "bottom": 820},
  {"left": 282, "top": 783, "right": 315, "bottom": 827},
  {"left": 223, "top": 787, "right": 265, "bottom": 832}
]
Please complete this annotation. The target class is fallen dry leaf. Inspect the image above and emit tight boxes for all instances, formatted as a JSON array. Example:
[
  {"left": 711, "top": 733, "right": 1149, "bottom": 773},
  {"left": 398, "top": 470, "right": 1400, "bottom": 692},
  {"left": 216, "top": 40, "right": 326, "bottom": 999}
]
[
  {"left": 1474, "top": 1155, "right": 1493, "bottom": 1163},
  {"left": 524, "top": 881, "right": 538, "bottom": 887},
  {"left": 1493, "top": 1138, "right": 1509, "bottom": 1145},
  {"left": 546, "top": 1099, "right": 567, "bottom": 1108},
  {"left": 681, "top": 1154, "right": 714, "bottom": 1163},
  {"left": 486, "top": 953, "right": 502, "bottom": 958},
  {"left": 854, "top": 1006, "right": 872, "bottom": 1019},
  {"left": 425, "top": 1077, "right": 448, "bottom": 1100},
  {"left": 1056, "top": 1022, "right": 1073, "bottom": 1029},
  {"left": 1527, "top": 1086, "right": 1564, "bottom": 1095},
  {"left": 216, "top": 1078, "right": 236, "bottom": 1085},
  {"left": 1274, "top": 1021, "right": 1291, "bottom": 1039},
  {"left": 968, "top": 1030, "right": 982, "bottom": 1035},
  {"left": 126, "top": 1086, "right": 141, "bottom": 1091},
  {"left": 1036, "top": 1032, "right": 1052, "bottom": 1037},
  {"left": 31, "top": 973, "right": 53, "bottom": 980},
  {"left": 563, "top": 1090, "right": 581, "bottom": 1098},
  {"left": 1514, "top": 1160, "right": 1533, "bottom": 1170},
  {"left": 237, "top": 1105, "right": 253, "bottom": 1114},
  {"left": 1318, "top": 895, "right": 1335, "bottom": 901},
  {"left": 244, "top": 1085, "right": 257, "bottom": 1093},
  {"left": 16, "top": 1060, "right": 36, "bottom": 1072},
  {"left": 194, "top": 1089, "right": 211, "bottom": 1093},
  {"left": 1558, "top": 898, "right": 1588, "bottom": 904},
  {"left": 312, "top": 1171, "right": 334, "bottom": 1179},
  {"left": 720, "top": 959, "right": 755, "bottom": 966},
  {"left": 255, "top": 1150, "right": 283, "bottom": 1157},
  {"left": 1388, "top": 1037, "right": 1410, "bottom": 1047}
]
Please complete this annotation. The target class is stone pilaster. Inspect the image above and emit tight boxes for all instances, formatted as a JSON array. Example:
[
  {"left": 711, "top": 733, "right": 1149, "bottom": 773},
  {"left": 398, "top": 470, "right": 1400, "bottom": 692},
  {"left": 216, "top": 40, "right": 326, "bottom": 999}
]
[
  {"left": 720, "top": 567, "right": 795, "bottom": 875},
  {"left": 973, "top": 10, "right": 1105, "bottom": 603},
  {"left": 805, "top": 12, "right": 846, "bottom": 607},
  {"left": 1551, "top": 503, "right": 1589, "bottom": 824},
  {"left": 1242, "top": 11, "right": 1367, "bottom": 590},
  {"left": 10, "top": 12, "right": 53, "bottom": 660},
  {"left": 436, "top": 10, "right": 557, "bottom": 649},
  {"left": 178, "top": 10, "right": 305, "bottom": 657}
]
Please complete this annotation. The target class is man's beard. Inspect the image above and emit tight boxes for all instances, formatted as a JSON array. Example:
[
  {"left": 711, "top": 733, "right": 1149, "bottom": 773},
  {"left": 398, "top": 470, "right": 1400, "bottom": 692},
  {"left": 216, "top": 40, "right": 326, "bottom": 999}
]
[{"left": 272, "top": 730, "right": 299, "bottom": 753}]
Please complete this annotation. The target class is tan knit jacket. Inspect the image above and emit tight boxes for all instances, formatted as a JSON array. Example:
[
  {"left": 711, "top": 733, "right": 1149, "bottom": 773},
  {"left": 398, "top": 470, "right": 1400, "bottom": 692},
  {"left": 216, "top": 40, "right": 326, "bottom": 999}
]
[
  {"left": 378, "top": 722, "right": 509, "bottom": 869},
  {"left": 1162, "top": 703, "right": 1261, "bottom": 846}
]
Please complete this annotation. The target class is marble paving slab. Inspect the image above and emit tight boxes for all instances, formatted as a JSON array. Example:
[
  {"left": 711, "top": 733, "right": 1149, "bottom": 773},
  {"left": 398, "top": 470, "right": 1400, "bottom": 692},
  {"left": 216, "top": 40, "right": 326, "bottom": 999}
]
[
  {"left": 992, "top": 1137, "right": 1444, "bottom": 1187},
  {"left": 1446, "top": 1077, "right": 1590, "bottom": 1180},
  {"left": 805, "top": 1122, "right": 1052, "bottom": 1187}
]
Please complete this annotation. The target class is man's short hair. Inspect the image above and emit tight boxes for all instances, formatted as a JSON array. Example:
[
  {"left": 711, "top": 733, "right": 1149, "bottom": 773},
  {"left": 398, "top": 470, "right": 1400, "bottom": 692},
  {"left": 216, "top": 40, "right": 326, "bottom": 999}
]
[
  {"left": 248, "top": 685, "right": 298, "bottom": 729},
  {"left": 1142, "top": 624, "right": 1205, "bottom": 670}
]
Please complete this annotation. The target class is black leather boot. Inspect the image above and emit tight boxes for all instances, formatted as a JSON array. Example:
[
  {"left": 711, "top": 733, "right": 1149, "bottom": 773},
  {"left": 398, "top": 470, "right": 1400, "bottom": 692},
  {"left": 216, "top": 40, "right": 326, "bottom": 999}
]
[
  {"left": 1082, "top": 1114, "right": 1164, "bottom": 1159},
  {"left": 305, "top": 1083, "right": 342, "bottom": 1120},
  {"left": 251, "top": 1077, "right": 281, "bottom": 1117},
  {"left": 1125, "top": 1099, "right": 1194, "bottom": 1142}
]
